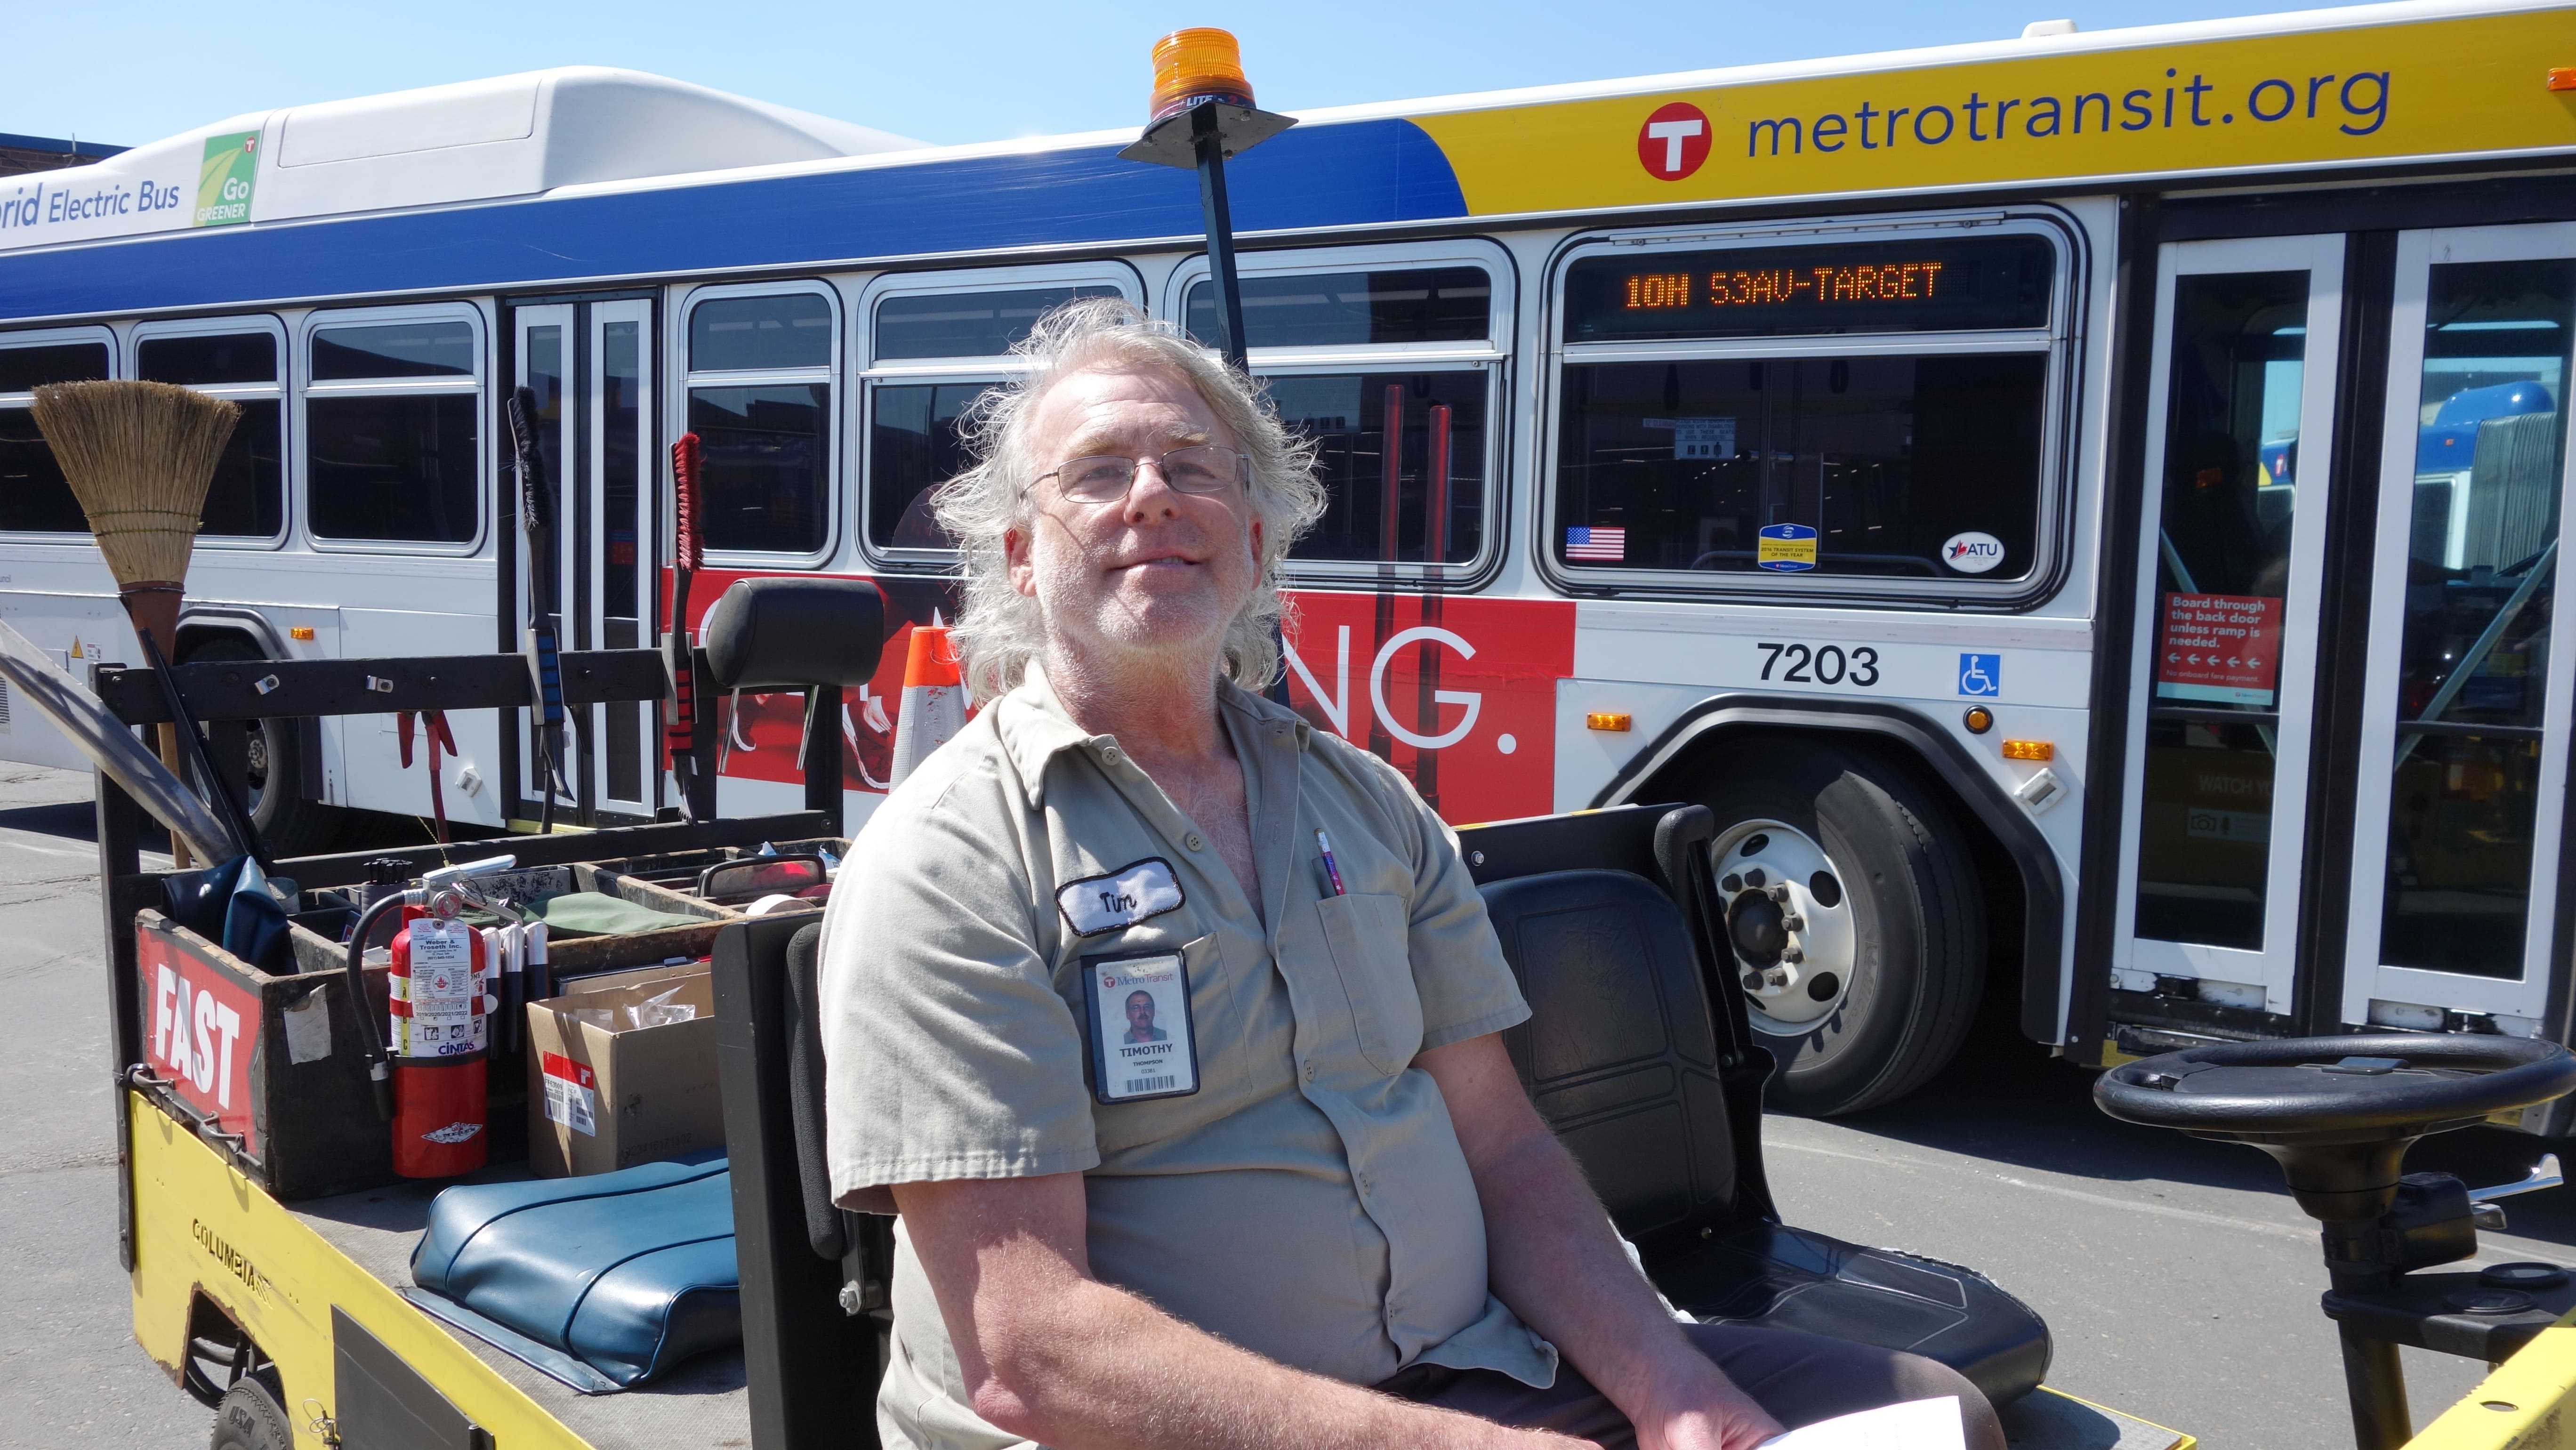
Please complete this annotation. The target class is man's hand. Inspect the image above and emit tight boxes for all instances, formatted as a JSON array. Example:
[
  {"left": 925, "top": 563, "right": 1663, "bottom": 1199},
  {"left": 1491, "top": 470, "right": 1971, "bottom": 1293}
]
[
  {"left": 894, "top": 1173, "right": 1598, "bottom": 1450},
  {"left": 1628, "top": 1368, "right": 1785, "bottom": 1450},
  {"left": 1418, "top": 1035, "right": 1783, "bottom": 1450}
]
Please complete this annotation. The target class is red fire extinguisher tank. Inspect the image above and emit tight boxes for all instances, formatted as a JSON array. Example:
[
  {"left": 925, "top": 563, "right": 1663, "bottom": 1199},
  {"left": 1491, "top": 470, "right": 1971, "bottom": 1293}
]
[{"left": 387, "top": 902, "right": 489, "bottom": 1178}]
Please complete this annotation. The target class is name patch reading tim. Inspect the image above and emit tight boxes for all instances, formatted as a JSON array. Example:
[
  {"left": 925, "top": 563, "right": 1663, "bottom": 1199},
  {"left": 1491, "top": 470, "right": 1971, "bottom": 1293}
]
[{"left": 1056, "top": 857, "right": 1185, "bottom": 937}]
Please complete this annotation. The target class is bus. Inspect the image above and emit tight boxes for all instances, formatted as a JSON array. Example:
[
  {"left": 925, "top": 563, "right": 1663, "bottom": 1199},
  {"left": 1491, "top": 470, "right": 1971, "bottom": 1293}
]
[{"left": 4, "top": 0, "right": 2575, "bottom": 1120}]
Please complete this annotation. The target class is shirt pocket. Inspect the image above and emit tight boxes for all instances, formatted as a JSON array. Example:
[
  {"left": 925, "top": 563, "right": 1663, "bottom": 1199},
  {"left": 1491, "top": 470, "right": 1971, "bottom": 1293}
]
[{"left": 1314, "top": 894, "right": 1423, "bottom": 1077}]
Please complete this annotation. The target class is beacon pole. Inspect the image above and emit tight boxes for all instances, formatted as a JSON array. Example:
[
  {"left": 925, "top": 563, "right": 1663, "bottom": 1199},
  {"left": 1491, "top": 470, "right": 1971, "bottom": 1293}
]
[
  {"left": 1190, "top": 102, "right": 1252, "bottom": 372},
  {"left": 1118, "top": 28, "right": 1298, "bottom": 690},
  {"left": 1117, "top": 29, "right": 1290, "bottom": 370}
]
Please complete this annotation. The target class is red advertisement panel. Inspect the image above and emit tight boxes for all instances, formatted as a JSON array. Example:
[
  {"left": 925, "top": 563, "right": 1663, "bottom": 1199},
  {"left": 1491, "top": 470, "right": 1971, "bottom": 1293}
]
[
  {"left": 1279, "top": 592, "right": 1577, "bottom": 825},
  {"left": 2157, "top": 592, "right": 2283, "bottom": 706},
  {"left": 137, "top": 927, "right": 262, "bottom": 1154},
  {"left": 679, "top": 571, "right": 1578, "bottom": 825}
]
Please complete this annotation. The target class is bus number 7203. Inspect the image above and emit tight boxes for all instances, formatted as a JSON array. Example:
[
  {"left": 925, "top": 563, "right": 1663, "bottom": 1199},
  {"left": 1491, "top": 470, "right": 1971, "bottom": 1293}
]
[{"left": 1756, "top": 642, "right": 1881, "bottom": 688}]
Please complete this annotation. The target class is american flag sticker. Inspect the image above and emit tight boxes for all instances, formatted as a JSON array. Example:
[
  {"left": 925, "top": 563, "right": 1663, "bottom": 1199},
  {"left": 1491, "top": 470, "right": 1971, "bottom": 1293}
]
[{"left": 1566, "top": 525, "right": 1626, "bottom": 561}]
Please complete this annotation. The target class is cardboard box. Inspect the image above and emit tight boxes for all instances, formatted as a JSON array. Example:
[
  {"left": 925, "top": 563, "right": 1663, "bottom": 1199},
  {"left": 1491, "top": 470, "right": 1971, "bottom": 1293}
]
[{"left": 525, "top": 972, "right": 722, "bottom": 1177}]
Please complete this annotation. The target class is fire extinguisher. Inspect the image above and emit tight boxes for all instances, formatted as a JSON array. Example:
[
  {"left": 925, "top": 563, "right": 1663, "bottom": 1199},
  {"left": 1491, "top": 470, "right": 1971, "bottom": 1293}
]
[
  {"left": 386, "top": 892, "right": 490, "bottom": 1176},
  {"left": 341, "top": 855, "right": 516, "bottom": 1177}
]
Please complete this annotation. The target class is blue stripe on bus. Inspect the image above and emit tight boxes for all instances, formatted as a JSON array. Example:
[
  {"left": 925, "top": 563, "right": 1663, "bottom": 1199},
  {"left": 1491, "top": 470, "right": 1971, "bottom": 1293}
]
[{"left": 0, "top": 118, "right": 1467, "bottom": 322}]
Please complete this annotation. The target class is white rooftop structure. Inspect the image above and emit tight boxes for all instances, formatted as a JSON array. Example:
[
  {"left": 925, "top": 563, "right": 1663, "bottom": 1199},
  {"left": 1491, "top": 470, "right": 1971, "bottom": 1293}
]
[{"left": 0, "top": 68, "right": 924, "bottom": 251}]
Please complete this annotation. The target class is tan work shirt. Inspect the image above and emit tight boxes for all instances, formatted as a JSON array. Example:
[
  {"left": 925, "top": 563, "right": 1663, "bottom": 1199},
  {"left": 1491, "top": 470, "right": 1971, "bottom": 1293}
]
[{"left": 821, "top": 671, "right": 1553, "bottom": 1450}]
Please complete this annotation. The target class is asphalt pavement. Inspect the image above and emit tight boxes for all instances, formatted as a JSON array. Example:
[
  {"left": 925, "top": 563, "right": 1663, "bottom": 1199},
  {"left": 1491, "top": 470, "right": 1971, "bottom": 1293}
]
[{"left": 0, "top": 761, "right": 2568, "bottom": 1448}]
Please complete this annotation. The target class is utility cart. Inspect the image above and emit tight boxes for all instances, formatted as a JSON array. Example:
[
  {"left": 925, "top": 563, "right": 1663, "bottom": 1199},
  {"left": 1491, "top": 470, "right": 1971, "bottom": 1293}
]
[{"left": 88, "top": 580, "right": 2205, "bottom": 1450}]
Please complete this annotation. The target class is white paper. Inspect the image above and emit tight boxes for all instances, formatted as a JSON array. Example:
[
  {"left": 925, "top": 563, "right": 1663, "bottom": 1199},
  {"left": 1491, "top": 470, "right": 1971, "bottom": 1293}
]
[
  {"left": 1757, "top": 1397, "right": 1963, "bottom": 1450},
  {"left": 282, "top": 986, "right": 334, "bottom": 1065}
]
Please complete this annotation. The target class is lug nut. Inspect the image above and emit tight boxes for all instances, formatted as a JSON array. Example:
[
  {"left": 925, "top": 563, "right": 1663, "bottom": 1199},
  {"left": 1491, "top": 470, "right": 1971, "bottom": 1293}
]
[
  {"left": 1782, "top": 914, "right": 1805, "bottom": 932},
  {"left": 1721, "top": 873, "right": 1743, "bottom": 894},
  {"left": 1742, "top": 972, "right": 1765, "bottom": 991},
  {"left": 1765, "top": 967, "right": 1791, "bottom": 987},
  {"left": 1770, "top": 884, "right": 1791, "bottom": 902},
  {"left": 1781, "top": 946, "right": 1804, "bottom": 964},
  {"left": 1744, "top": 869, "right": 1767, "bottom": 888}
]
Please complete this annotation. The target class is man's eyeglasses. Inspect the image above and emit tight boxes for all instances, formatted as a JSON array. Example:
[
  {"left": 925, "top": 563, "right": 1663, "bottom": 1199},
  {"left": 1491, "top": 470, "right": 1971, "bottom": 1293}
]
[{"left": 1037, "top": 445, "right": 1248, "bottom": 504}]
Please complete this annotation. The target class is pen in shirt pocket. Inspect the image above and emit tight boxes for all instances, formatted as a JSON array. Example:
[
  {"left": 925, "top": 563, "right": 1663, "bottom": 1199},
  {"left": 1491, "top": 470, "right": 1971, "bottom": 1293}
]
[{"left": 1313, "top": 829, "right": 1347, "bottom": 898}]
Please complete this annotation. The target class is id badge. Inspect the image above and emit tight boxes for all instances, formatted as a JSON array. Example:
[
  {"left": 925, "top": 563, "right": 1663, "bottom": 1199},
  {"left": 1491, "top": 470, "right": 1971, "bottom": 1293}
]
[{"left": 1081, "top": 951, "right": 1200, "bottom": 1104}]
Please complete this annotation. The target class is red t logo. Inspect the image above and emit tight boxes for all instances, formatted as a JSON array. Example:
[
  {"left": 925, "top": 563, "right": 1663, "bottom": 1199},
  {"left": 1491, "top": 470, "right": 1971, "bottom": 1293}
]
[{"left": 1638, "top": 102, "right": 1711, "bottom": 181}]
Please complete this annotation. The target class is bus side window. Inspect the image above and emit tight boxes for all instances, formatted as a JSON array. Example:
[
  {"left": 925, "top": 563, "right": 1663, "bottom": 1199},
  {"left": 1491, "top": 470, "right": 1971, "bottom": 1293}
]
[
  {"left": 862, "top": 283, "right": 1123, "bottom": 555},
  {"left": 1181, "top": 265, "right": 1496, "bottom": 569},
  {"left": 1551, "top": 231, "right": 2059, "bottom": 586},
  {"left": 1267, "top": 371, "right": 1486, "bottom": 565},
  {"left": 304, "top": 318, "right": 480, "bottom": 546},
  {"left": 686, "top": 290, "right": 837, "bottom": 557},
  {"left": 0, "top": 339, "right": 111, "bottom": 534},
  {"left": 138, "top": 330, "right": 284, "bottom": 540}
]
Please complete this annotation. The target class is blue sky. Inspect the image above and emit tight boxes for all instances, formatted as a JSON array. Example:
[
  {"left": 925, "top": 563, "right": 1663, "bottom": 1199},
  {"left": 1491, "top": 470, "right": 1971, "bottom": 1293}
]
[{"left": 11, "top": 0, "right": 2315, "bottom": 151}]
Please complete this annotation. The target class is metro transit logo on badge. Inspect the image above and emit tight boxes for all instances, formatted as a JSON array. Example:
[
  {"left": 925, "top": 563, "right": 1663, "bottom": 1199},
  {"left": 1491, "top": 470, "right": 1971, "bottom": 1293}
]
[{"left": 1957, "top": 654, "right": 2002, "bottom": 698}]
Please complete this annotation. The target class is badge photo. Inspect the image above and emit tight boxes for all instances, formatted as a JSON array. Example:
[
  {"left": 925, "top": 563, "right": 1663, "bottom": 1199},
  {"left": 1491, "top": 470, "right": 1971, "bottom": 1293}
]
[{"left": 1081, "top": 951, "right": 1199, "bottom": 1104}]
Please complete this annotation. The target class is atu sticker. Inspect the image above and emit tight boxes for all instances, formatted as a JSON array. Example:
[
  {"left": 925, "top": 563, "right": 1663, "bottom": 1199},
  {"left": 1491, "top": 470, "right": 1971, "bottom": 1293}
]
[{"left": 1942, "top": 532, "right": 2006, "bottom": 573}]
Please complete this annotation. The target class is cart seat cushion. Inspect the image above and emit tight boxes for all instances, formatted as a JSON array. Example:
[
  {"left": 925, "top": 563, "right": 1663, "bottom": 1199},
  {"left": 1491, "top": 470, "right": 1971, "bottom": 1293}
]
[
  {"left": 409, "top": 1159, "right": 739, "bottom": 1392},
  {"left": 1476, "top": 869, "right": 1735, "bottom": 1240},
  {"left": 1475, "top": 866, "right": 2050, "bottom": 1407},
  {"left": 1651, "top": 1222, "right": 2050, "bottom": 1407},
  {"left": 702, "top": 576, "right": 885, "bottom": 691}
]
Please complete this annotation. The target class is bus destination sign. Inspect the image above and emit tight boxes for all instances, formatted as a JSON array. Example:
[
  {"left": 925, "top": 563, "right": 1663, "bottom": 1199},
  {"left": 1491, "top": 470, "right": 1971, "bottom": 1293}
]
[{"left": 1563, "top": 234, "right": 2055, "bottom": 343}]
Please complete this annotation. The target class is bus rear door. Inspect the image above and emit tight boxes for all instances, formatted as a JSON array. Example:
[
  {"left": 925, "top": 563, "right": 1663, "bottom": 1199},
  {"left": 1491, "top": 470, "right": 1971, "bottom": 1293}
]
[
  {"left": 2110, "top": 219, "right": 2576, "bottom": 1062},
  {"left": 510, "top": 299, "right": 659, "bottom": 826}
]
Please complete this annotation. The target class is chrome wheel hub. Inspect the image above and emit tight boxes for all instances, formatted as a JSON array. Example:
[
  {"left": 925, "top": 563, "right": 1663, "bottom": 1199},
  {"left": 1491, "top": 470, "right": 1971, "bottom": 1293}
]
[{"left": 1713, "top": 819, "right": 1858, "bottom": 1030}]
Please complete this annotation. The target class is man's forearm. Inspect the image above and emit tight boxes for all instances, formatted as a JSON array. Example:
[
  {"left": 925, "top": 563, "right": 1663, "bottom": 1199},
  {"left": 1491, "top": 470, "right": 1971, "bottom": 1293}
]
[
  {"left": 974, "top": 1268, "right": 1568, "bottom": 1450},
  {"left": 1470, "top": 1127, "right": 1718, "bottom": 1411},
  {"left": 896, "top": 1175, "right": 1579, "bottom": 1450}
]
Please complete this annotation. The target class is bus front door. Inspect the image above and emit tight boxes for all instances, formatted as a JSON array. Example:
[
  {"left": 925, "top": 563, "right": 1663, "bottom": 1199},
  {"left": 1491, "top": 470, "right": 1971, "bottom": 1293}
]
[
  {"left": 2337, "top": 225, "right": 2576, "bottom": 1039},
  {"left": 510, "top": 300, "right": 659, "bottom": 827},
  {"left": 2110, "top": 235, "right": 2349, "bottom": 1026}
]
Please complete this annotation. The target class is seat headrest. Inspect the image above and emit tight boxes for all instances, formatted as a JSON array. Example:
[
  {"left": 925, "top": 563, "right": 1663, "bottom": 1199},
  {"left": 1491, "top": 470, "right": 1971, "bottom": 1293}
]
[{"left": 703, "top": 577, "right": 886, "bottom": 691}]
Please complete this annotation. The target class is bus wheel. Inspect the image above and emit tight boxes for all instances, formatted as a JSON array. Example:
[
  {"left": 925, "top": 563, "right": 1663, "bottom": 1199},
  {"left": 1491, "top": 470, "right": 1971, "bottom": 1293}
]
[
  {"left": 209, "top": 1378, "right": 292, "bottom": 1450},
  {"left": 182, "top": 638, "right": 340, "bottom": 857},
  {"left": 1688, "top": 737, "right": 1986, "bottom": 1117}
]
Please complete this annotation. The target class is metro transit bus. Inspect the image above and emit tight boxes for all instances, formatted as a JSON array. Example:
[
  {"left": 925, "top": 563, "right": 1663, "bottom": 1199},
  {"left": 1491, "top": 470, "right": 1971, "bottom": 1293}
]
[{"left": 4, "top": 0, "right": 2576, "bottom": 1120}]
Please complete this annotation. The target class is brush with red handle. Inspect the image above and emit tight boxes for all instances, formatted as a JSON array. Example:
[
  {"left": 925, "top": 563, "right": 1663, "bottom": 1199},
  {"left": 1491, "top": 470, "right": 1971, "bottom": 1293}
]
[{"left": 667, "top": 434, "right": 706, "bottom": 820}]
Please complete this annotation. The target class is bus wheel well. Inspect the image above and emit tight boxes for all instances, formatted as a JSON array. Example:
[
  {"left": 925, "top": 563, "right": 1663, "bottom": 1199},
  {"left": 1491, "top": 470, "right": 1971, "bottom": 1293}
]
[
  {"left": 1630, "top": 723, "right": 2035, "bottom": 1046},
  {"left": 179, "top": 1289, "right": 282, "bottom": 1410}
]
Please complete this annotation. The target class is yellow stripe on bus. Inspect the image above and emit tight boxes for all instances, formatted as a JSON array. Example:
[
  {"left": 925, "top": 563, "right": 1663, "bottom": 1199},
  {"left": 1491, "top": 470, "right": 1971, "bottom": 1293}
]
[
  {"left": 1410, "top": 9, "right": 2576, "bottom": 216},
  {"left": 127, "top": 1094, "right": 591, "bottom": 1450}
]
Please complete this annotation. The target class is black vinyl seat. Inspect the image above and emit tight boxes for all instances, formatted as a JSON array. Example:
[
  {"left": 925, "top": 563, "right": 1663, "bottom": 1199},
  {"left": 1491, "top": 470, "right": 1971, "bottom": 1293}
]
[{"left": 1466, "top": 806, "right": 2051, "bottom": 1407}]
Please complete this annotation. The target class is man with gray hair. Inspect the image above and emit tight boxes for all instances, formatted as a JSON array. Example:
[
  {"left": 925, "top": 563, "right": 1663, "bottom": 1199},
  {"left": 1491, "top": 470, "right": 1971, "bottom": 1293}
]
[{"left": 820, "top": 298, "right": 2002, "bottom": 1450}]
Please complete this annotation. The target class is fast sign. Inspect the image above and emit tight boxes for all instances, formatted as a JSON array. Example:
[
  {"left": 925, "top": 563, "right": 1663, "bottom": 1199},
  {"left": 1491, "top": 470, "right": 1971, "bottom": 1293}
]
[{"left": 139, "top": 926, "right": 261, "bottom": 1154}]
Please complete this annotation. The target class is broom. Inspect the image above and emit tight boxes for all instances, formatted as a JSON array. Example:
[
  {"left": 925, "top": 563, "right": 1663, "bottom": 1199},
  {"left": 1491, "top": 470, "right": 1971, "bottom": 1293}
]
[{"left": 30, "top": 380, "right": 248, "bottom": 867}]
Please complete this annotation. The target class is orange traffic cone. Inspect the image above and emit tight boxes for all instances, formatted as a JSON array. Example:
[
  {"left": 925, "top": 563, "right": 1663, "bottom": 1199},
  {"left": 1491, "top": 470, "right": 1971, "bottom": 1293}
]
[{"left": 887, "top": 625, "right": 965, "bottom": 789}]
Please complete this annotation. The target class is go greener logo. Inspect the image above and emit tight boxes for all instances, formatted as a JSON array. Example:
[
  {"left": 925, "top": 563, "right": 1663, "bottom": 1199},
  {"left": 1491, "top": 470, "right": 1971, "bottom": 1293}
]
[{"left": 194, "top": 131, "right": 257, "bottom": 227}]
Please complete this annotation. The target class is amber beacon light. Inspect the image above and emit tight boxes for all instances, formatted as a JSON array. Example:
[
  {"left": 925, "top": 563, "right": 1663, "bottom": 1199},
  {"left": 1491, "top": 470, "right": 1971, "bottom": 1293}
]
[{"left": 1150, "top": 29, "right": 1256, "bottom": 121}]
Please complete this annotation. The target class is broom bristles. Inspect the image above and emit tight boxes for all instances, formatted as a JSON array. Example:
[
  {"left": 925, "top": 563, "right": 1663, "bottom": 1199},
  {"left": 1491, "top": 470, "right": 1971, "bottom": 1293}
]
[{"left": 29, "top": 380, "right": 239, "bottom": 591}]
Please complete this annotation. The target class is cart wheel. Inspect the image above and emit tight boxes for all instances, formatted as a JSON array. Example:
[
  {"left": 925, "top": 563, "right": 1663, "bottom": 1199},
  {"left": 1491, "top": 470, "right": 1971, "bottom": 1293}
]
[
  {"left": 183, "top": 637, "right": 341, "bottom": 857},
  {"left": 209, "top": 1378, "right": 292, "bottom": 1450},
  {"left": 1689, "top": 736, "right": 1986, "bottom": 1117}
]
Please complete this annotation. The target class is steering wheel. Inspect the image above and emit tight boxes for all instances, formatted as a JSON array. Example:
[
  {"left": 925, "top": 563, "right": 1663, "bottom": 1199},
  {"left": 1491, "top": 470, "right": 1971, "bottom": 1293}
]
[
  {"left": 2097, "top": 1034, "right": 2576, "bottom": 1221},
  {"left": 2098, "top": 1033, "right": 2576, "bottom": 1142}
]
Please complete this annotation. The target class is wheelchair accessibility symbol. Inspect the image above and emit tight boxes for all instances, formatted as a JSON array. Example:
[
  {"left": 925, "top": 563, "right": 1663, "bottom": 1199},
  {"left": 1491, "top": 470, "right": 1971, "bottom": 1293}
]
[{"left": 1957, "top": 653, "right": 2001, "bottom": 698}]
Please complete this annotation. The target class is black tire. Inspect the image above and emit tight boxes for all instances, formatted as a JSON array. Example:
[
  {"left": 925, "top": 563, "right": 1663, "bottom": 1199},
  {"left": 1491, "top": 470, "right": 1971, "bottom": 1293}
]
[
  {"left": 182, "top": 637, "right": 341, "bottom": 858},
  {"left": 209, "top": 1378, "right": 292, "bottom": 1450},
  {"left": 1686, "top": 736, "right": 1986, "bottom": 1117}
]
